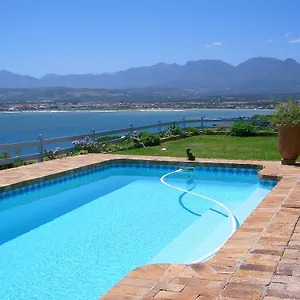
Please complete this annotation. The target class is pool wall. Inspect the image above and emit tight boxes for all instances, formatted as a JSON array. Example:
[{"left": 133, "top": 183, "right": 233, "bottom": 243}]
[{"left": 0, "top": 157, "right": 278, "bottom": 197}]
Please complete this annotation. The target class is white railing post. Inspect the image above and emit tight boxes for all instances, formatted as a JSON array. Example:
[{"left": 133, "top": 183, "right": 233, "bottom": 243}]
[
  {"left": 129, "top": 123, "right": 134, "bottom": 134},
  {"left": 38, "top": 134, "right": 44, "bottom": 162},
  {"left": 92, "top": 129, "right": 96, "bottom": 141},
  {"left": 182, "top": 117, "right": 186, "bottom": 129}
]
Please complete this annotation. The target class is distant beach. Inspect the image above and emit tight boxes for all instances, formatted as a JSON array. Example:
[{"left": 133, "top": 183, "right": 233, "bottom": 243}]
[{"left": 1, "top": 107, "right": 273, "bottom": 114}]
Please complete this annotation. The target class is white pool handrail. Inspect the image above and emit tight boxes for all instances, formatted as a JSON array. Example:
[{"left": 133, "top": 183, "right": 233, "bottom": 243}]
[{"left": 160, "top": 168, "right": 238, "bottom": 262}]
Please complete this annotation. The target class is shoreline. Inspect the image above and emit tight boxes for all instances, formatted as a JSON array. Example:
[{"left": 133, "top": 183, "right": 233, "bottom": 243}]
[{"left": 0, "top": 108, "right": 274, "bottom": 114}]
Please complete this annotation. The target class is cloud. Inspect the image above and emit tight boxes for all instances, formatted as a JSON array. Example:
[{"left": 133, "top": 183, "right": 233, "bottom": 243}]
[
  {"left": 267, "top": 33, "right": 298, "bottom": 44},
  {"left": 204, "top": 41, "right": 222, "bottom": 48},
  {"left": 289, "top": 38, "right": 300, "bottom": 44}
]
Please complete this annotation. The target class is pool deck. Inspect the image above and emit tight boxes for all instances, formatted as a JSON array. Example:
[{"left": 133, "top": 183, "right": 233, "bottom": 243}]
[{"left": 1, "top": 154, "right": 300, "bottom": 300}]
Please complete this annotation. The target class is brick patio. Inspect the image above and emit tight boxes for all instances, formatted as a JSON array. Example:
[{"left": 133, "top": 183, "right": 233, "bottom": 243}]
[{"left": 0, "top": 154, "right": 299, "bottom": 299}]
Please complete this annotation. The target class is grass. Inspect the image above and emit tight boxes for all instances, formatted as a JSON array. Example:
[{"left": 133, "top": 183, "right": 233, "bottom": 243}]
[{"left": 117, "top": 135, "right": 282, "bottom": 161}]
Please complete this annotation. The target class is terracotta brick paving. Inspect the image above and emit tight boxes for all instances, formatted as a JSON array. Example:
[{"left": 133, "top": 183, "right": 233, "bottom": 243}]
[{"left": 0, "top": 154, "right": 300, "bottom": 300}]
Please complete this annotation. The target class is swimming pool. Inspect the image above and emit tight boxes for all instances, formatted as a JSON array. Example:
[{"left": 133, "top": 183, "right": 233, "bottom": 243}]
[{"left": 0, "top": 162, "right": 276, "bottom": 300}]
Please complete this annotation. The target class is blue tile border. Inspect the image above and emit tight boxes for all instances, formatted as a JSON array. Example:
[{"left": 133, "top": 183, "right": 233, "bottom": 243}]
[
  {"left": 0, "top": 161, "right": 277, "bottom": 201},
  {"left": 259, "top": 178, "right": 277, "bottom": 189}
]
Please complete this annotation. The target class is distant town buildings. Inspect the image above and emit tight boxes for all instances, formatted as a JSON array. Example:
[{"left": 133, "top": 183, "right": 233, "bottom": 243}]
[
  {"left": 0, "top": 88, "right": 298, "bottom": 112},
  {"left": 0, "top": 100, "right": 279, "bottom": 112}
]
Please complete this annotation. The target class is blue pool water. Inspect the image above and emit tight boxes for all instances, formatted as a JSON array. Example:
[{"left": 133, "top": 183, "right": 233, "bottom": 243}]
[{"left": 0, "top": 164, "right": 275, "bottom": 300}]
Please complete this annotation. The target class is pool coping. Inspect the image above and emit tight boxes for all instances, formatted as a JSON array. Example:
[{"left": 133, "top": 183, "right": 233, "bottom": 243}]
[
  {"left": 0, "top": 155, "right": 279, "bottom": 193},
  {"left": 0, "top": 154, "right": 300, "bottom": 300}
]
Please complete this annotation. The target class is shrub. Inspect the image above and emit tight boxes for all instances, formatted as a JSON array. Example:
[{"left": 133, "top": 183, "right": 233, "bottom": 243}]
[
  {"left": 203, "top": 129, "right": 215, "bottom": 135},
  {"left": 97, "top": 136, "right": 121, "bottom": 142},
  {"left": 72, "top": 132, "right": 160, "bottom": 154},
  {"left": 185, "top": 127, "right": 200, "bottom": 135},
  {"left": 72, "top": 136, "right": 104, "bottom": 153},
  {"left": 271, "top": 100, "right": 300, "bottom": 125},
  {"left": 250, "top": 114, "right": 273, "bottom": 120},
  {"left": 0, "top": 152, "right": 9, "bottom": 159},
  {"left": 44, "top": 147, "right": 63, "bottom": 160},
  {"left": 249, "top": 114, "right": 272, "bottom": 129},
  {"left": 0, "top": 150, "right": 23, "bottom": 170},
  {"left": 230, "top": 122, "right": 257, "bottom": 137},
  {"left": 119, "top": 139, "right": 137, "bottom": 150},
  {"left": 0, "top": 151, "right": 13, "bottom": 170},
  {"left": 68, "top": 149, "right": 89, "bottom": 156},
  {"left": 165, "top": 122, "right": 182, "bottom": 136},
  {"left": 215, "top": 126, "right": 227, "bottom": 132},
  {"left": 258, "top": 128, "right": 277, "bottom": 134},
  {"left": 138, "top": 132, "right": 160, "bottom": 146}
]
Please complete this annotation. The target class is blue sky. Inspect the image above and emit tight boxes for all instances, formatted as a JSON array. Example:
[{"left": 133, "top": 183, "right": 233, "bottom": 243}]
[{"left": 0, "top": 0, "right": 299, "bottom": 77}]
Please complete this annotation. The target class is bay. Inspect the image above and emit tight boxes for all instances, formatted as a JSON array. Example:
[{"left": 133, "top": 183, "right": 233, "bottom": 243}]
[{"left": 0, "top": 109, "right": 272, "bottom": 147}]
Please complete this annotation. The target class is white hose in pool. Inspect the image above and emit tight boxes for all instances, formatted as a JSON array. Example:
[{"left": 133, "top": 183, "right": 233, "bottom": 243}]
[{"left": 160, "top": 168, "right": 238, "bottom": 262}]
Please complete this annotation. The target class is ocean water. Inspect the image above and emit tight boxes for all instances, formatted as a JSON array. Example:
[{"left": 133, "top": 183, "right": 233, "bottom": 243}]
[
  {"left": 0, "top": 165, "right": 273, "bottom": 300},
  {"left": 0, "top": 109, "right": 272, "bottom": 144}
]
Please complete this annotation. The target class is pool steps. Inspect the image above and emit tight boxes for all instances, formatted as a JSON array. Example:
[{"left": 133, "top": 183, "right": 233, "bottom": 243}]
[
  {"left": 160, "top": 168, "right": 238, "bottom": 262},
  {"left": 151, "top": 186, "right": 268, "bottom": 264}
]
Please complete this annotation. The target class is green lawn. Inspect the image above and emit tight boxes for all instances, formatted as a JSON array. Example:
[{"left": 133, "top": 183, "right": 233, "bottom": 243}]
[{"left": 117, "top": 135, "right": 282, "bottom": 161}]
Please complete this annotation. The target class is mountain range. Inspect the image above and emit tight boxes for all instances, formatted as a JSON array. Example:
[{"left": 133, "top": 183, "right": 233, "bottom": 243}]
[{"left": 1, "top": 57, "right": 300, "bottom": 92}]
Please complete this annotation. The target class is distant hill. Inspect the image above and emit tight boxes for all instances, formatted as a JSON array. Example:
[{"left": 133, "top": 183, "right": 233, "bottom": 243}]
[
  {"left": 0, "top": 70, "right": 38, "bottom": 88},
  {"left": 1, "top": 57, "right": 300, "bottom": 92}
]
